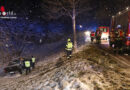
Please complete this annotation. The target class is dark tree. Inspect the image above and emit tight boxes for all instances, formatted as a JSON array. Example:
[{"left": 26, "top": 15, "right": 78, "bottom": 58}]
[{"left": 41, "top": 0, "right": 91, "bottom": 51}]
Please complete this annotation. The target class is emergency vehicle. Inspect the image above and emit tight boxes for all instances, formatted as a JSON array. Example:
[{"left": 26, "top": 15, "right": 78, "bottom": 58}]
[
  {"left": 110, "top": 7, "right": 130, "bottom": 52},
  {"left": 98, "top": 26, "right": 109, "bottom": 40}
]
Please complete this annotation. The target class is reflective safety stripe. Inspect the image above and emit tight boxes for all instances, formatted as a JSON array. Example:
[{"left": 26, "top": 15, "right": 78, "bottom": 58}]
[
  {"left": 25, "top": 61, "right": 30, "bottom": 67},
  {"left": 32, "top": 58, "right": 35, "bottom": 63},
  {"left": 67, "top": 48, "right": 72, "bottom": 51},
  {"left": 67, "top": 57, "right": 70, "bottom": 59}
]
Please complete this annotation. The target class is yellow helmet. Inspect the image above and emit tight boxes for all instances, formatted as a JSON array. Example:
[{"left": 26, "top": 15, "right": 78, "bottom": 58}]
[{"left": 68, "top": 38, "right": 71, "bottom": 42}]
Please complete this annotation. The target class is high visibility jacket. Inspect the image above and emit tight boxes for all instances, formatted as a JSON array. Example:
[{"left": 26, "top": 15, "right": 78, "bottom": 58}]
[
  {"left": 32, "top": 58, "right": 35, "bottom": 63},
  {"left": 66, "top": 42, "right": 73, "bottom": 51},
  {"left": 25, "top": 61, "right": 30, "bottom": 68}
]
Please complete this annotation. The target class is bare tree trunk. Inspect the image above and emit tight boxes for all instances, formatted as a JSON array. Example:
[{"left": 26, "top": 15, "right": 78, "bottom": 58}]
[{"left": 72, "top": 7, "right": 77, "bottom": 52}]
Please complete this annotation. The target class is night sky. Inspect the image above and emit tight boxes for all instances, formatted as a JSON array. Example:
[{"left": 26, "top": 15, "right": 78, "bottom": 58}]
[{"left": 0, "top": 0, "right": 130, "bottom": 26}]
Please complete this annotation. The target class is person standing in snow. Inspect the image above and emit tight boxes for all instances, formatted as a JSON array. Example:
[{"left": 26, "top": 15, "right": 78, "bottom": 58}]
[
  {"left": 31, "top": 56, "right": 36, "bottom": 69},
  {"left": 65, "top": 38, "right": 73, "bottom": 59},
  {"left": 24, "top": 59, "right": 31, "bottom": 75}
]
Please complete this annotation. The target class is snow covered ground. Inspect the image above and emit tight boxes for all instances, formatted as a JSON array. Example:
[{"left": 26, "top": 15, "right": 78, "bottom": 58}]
[
  {"left": 0, "top": 32, "right": 129, "bottom": 90},
  {"left": 0, "top": 45, "right": 130, "bottom": 90}
]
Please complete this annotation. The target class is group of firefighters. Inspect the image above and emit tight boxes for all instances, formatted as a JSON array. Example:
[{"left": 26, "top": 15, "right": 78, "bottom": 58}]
[
  {"left": 90, "top": 27, "right": 125, "bottom": 54},
  {"left": 110, "top": 27, "right": 125, "bottom": 54},
  {"left": 16, "top": 39, "right": 73, "bottom": 75},
  {"left": 66, "top": 26, "right": 126, "bottom": 58},
  {"left": 18, "top": 39, "right": 73, "bottom": 75},
  {"left": 20, "top": 56, "right": 36, "bottom": 75},
  {"left": 90, "top": 30, "right": 101, "bottom": 44}
]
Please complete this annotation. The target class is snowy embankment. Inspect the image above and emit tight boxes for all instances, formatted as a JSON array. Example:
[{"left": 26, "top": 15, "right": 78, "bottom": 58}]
[
  {"left": 0, "top": 45, "right": 130, "bottom": 90},
  {"left": 0, "top": 31, "right": 86, "bottom": 76},
  {"left": 22, "top": 31, "right": 86, "bottom": 66},
  {"left": 23, "top": 40, "right": 66, "bottom": 64}
]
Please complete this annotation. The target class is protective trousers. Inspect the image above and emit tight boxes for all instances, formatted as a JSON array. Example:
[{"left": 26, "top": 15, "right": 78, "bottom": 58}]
[
  {"left": 26, "top": 67, "right": 31, "bottom": 75},
  {"left": 66, "top": 50, "right": 72, "bottom": 59}
]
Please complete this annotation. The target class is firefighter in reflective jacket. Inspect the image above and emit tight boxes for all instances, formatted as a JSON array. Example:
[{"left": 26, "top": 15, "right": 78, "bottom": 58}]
[
  {"left": 31, "top": 56, "right": 36, "bottom": 69},
  {"left": 24, "top": 59, "right": 31, "bottom": 75},
  {"left": 90, "top": 31, "right": 95, "bottom": 43},
  {"left": 65, "top": 38, "right": 73, "bottom": 59}
]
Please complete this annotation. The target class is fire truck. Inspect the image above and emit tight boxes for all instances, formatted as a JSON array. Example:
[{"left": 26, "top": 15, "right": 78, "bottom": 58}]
[
  {"left": 98, "top": 26, "right": 109, "bottom": 40},
  {"left": 95, "top": 26, "right": 109, "bottom": 44},
  {"left": 110, "top": 7, "right": 130, "bottom": 53}
]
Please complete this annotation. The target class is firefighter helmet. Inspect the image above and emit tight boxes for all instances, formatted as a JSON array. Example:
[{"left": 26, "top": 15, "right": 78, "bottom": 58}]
[{"left": 67, "top": 38, "right": 71, "bottom": 42}]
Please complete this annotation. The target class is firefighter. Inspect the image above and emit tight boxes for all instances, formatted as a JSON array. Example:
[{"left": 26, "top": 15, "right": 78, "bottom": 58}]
[
  {"left": 90, "top": 31, "right": 95, "bottom": 43},
  {"left": 114, "top": 29, "right": 119, "bottom": 53},
  {"left": 31, "top": 56, "right": 36, "bottom": 69},
  {"left": 114, "top": 28, "right": 124, "bottom": 54},
  {"left": 118, "top": 28, "right": 125, "bottom": 54},
  {"left": 24, "top": 59, "right": 31, "bottom": 75},
  {"left": 65, "top": 38, "right": 73, "bottom": 59},
  {"left": 19, "top": 57, "right": 24, "bottom": 74},
  {"left": 109, "top": 29, "right": 115, "bottom": 47},
  {"left": 96, "top": 29, "right": 101, "bottom": 44}
]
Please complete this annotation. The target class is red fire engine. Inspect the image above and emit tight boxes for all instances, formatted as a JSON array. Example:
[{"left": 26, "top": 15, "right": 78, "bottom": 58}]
[
  {"left": 110, "top": 7, "right": 130, "bottom": 52},
  {"left": 96, "top": 26, "right": 109, "bottom": 40},
  {"left": 99, "top": 26, "right": 109, "bottom": 40}
]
